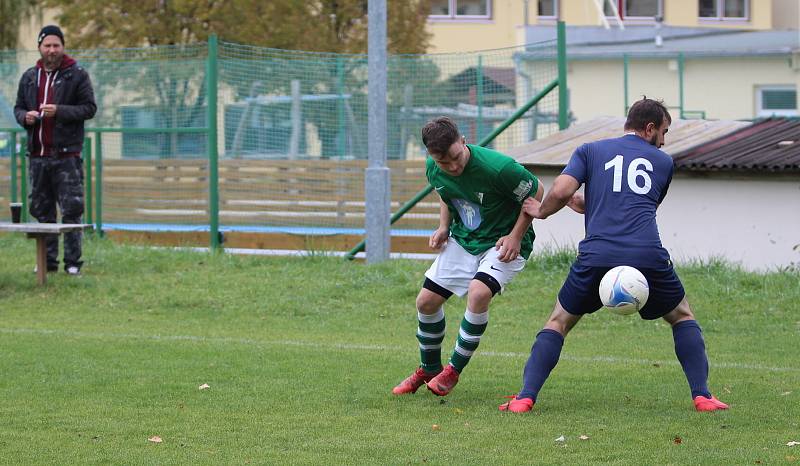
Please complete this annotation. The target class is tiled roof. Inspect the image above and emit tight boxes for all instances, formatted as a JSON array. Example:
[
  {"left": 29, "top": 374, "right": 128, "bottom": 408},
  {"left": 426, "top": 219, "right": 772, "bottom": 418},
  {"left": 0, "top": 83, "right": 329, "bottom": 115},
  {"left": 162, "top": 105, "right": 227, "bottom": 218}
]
[
  {"left": 671, "top": 117, "right": 800, "bottom": 172},
  {"left": 507, "top": 116, "right": 749, "bottom": 167}
]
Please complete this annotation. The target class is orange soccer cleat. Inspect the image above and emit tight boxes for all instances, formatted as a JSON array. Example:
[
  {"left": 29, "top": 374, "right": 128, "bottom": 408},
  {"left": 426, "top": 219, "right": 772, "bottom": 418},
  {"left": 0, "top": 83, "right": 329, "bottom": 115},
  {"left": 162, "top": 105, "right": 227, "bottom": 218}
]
[
  {"left": 499, "top": 396, "right": 535, "bottom": 413},
  {"left": 426, "top": 364, "right": 460, "bottom": 396},
  {"left": 392, "top": 367, "right": 441, "bottom": 395},
  {"left": 693, "top": 395, "right": 729, "bottom": 412}
]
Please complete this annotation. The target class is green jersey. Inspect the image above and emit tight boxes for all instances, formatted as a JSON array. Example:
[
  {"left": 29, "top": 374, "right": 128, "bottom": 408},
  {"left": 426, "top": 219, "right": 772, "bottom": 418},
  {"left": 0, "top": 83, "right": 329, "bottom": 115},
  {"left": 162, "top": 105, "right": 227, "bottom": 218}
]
[{"left": 426, "top": 144, "right": 538, "bottom": 258}]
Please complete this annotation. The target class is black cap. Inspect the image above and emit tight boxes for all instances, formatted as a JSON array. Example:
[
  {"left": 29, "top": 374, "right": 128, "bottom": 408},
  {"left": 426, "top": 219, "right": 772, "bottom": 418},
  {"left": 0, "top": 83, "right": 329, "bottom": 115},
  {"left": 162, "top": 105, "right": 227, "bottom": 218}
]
[{"left": 37, "top": 25, "right": 64, "bottom": 47}]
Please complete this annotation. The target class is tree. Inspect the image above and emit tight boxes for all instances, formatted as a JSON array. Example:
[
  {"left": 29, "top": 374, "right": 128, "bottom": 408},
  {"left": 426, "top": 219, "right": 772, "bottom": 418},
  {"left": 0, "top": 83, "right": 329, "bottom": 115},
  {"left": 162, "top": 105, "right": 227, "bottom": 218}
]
[
  {"left": 43, "top": 0, "right": 431, "bottom": 53},
  {"left": 42, "top": 0, "right": 434, "bottom": 158},
  {"left": 0, "top": 0, "right": 39, "bottom": 50}
]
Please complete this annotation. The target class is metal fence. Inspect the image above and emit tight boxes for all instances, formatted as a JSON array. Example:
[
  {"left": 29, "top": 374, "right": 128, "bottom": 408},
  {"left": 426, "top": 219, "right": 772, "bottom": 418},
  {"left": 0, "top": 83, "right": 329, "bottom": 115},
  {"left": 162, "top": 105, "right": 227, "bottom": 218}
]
[{"left": 0, "top": 33, "right": 563, "bottom": 249}]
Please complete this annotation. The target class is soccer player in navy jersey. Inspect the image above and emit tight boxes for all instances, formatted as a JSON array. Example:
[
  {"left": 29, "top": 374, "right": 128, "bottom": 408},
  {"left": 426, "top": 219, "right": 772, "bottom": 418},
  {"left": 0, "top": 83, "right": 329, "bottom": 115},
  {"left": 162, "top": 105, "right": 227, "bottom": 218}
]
[{"left": 499, "top": 98, "right": 729, "bottom": 413}]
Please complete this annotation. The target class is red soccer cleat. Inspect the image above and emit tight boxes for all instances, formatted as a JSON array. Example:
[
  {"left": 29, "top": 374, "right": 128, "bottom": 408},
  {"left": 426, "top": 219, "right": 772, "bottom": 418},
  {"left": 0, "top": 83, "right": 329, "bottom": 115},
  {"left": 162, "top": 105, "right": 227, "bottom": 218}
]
[
  {"left": 499, "top": 395, "right": 535, "bottom": 413},
  {"left": 426, "top": 364, "right": 460, "bottom": 396},
  {"left": 693, "top": 395, "right": 729, "bottom": 412},
  {"left": 392, "top": 367, "right": 441, "bottom": 395}
]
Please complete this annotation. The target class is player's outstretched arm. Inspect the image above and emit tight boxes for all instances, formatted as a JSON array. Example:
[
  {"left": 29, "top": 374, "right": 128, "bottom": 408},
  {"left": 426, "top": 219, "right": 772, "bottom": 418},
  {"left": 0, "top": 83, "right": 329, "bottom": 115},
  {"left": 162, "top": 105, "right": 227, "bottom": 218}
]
[{"left": 524, "top": 175, "right": 580, "bottom": 220}]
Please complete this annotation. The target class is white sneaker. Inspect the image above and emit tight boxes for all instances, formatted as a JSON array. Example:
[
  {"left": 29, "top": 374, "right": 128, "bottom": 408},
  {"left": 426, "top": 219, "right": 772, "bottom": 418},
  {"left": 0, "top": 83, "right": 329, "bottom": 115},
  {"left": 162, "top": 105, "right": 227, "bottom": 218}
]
[{"left": 66, "top": 266, "right": 81, "bottom": 276}]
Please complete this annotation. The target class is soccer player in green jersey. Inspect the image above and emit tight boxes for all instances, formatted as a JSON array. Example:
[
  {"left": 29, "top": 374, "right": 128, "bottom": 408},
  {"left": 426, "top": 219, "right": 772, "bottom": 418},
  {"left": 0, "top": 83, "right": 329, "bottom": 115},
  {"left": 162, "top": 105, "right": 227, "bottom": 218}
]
[{"left": 392, "top": 116, "right": 543, "bottom": 397}]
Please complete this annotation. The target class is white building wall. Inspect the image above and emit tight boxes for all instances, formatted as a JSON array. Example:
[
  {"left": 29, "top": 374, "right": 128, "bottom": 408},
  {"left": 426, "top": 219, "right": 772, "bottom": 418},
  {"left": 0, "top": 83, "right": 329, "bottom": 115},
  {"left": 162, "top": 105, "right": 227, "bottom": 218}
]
[
  {"left": 528, "top": 171, "right": 800, "bottom": 271},
  {"left": 560, "top": 56, "right": 797, "bottom": 123}
]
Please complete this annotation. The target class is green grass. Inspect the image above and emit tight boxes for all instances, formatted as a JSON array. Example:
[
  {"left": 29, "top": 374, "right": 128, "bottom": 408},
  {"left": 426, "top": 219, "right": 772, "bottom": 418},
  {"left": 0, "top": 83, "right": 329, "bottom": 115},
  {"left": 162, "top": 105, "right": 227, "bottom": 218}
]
[{"left": 1, "top": 235, "right": 798, "bottom": 464}]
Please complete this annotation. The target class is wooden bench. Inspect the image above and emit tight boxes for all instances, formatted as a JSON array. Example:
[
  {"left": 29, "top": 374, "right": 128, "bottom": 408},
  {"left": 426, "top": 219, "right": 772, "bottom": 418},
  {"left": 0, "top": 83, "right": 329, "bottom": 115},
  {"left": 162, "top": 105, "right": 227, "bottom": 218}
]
[{"left": 0, "top": 222, "right": 94, "bottom": 285}]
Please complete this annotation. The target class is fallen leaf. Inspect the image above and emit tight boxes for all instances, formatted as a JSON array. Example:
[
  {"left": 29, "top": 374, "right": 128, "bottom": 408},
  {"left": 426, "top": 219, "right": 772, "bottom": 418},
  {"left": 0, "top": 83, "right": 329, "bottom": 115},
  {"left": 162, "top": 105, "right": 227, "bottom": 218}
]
[
  {"left": 787, "top": 441, "right": 800, "bottom": 447},
  {"left": 555, "top": 435, "right": 566, "bottom": 442},
  {"left": 673, "top": 436, "right": 682, "bottom": 445},
  {"left": 579, "top": 435, "right": 590, "bottom": 440},
  {"left": 148, "top": 436, "right": 163, "bottom": 444},
  {"left": 781, "top": 391, "right": 792, "bottom": 396},
  {"left": 723, "top": 386, "right": 732, "bottom": 394},
  {"left": 454, "top": 408, "right": 463, "bottom": 415},
  {"left": 786, "top": 456, "right": 797, "bottom": 462},
  {"left": 432, "top": 424, "right": 440, "bottom": 431},
  {"left": 199, "top": 383, "right": 210, "bottom": 390}
]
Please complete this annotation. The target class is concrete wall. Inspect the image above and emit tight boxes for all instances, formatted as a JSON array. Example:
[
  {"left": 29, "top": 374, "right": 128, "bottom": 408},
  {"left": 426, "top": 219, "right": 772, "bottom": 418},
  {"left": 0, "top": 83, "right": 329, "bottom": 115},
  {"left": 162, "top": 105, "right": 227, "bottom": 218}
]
[
  {"left": 527, "top": 168, "right": 800, "bottom": 271},
  {"left": 772, "top": 0, "right": 800, "bottom": 29},
  {"left": 426, "top": 0, "right": 530, "bottom": 53},
  {"left": 560, "top": 56, "right": 797, "bottom": 122},
  {"left": 550, "top": 0, "right": 772, "bottom": 29}
]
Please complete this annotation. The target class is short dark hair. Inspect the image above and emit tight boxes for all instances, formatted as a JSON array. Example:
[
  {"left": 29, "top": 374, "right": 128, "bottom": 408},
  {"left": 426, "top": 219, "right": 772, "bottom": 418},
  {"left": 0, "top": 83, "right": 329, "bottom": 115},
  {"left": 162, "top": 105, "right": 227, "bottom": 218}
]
[
  {"left": 624, "top": 97, "right": 672, "bottom": 132},
  {"left": 421, "top": 117, "right": 461, "bottom": 155}
]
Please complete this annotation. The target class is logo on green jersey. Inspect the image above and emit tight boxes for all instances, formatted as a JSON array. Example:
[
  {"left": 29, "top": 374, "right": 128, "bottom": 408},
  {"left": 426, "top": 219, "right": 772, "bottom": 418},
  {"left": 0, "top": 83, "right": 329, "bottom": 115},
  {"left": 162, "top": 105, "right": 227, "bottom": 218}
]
[{"left": 513, "top": 180, "right": 533, "bottom": 202}]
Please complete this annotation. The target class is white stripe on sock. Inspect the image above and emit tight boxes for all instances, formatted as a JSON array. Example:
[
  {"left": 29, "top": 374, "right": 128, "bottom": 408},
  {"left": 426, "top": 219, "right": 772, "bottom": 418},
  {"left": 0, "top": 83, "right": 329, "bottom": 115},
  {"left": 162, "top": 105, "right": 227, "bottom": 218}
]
[
  {"left": 418, "top": 308, "right": 445, "bottom": 324},
  {"left": 417, "top": 329, "right": 445, "bottom": 339},
  {"left": 464, "top": 309, "right": 488, "bottom": 325}
]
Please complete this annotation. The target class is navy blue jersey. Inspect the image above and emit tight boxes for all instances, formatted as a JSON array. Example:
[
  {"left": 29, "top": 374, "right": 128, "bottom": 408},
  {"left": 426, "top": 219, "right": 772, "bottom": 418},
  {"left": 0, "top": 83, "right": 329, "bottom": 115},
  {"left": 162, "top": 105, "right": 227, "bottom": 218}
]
[{"left": 562, "top": 134, "right": 673, "bottom": 268}]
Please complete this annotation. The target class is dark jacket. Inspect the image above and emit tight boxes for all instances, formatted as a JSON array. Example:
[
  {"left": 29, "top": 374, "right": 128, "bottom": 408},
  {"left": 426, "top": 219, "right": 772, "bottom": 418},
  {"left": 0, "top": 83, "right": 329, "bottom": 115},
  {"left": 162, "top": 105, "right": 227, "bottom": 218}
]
[{"left": 14, "top": 55, "right": 96, "bottom": 156}]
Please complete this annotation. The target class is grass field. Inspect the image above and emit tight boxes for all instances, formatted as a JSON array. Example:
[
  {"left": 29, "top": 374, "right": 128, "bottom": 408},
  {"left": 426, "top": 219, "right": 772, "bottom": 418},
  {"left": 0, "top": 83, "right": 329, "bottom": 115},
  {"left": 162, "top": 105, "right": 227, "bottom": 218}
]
[{"left": 0, "top": 234, "right": 798, "bottom": 464}]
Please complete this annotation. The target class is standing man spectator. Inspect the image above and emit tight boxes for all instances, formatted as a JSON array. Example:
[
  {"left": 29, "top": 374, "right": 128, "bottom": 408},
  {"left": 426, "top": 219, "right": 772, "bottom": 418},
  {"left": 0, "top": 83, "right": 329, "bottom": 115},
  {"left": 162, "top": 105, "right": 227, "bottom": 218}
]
[{"left": 14, "top": 25, "right": 96, "bottom": 275}]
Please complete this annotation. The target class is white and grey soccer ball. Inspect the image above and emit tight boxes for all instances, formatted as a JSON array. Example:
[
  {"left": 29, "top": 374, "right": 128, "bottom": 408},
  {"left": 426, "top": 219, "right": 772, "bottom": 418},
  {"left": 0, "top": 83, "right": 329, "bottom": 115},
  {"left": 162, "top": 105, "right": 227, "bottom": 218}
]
[{"left": 599, "top": 266, "right": 649, "bottom": 316}]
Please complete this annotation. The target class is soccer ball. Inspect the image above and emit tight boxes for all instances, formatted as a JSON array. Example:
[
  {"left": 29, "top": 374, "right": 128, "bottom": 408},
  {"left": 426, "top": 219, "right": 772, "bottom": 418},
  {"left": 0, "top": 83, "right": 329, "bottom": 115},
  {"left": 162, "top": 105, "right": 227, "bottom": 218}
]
[{"left": 598, "top": 266, "right": 649, "bottom": 316}]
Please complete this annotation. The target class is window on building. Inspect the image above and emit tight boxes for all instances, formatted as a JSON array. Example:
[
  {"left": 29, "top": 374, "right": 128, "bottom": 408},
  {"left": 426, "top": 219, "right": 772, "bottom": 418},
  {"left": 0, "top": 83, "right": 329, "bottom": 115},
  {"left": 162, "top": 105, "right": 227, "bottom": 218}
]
[
  {"left": 604, "top": 0, "right": 662, "bottom": 18},
  {"left": 699, "top": 0, "right": 748, "bottom": 20},
  {"left": 429, "top": 0, "right": 491, "bottom": 19},
  {"left": 756, "top": 86, "right": 798, "bottom": 117},
  {"left": 539, "top": 0, "right": 557, "bottom": 18}
]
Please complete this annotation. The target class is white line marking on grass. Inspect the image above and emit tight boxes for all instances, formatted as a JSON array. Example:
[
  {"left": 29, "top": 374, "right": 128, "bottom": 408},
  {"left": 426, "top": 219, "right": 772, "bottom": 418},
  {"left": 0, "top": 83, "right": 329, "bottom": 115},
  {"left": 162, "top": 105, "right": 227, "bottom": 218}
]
[{"left": 2, "top": 327, "right": 798, "bottom": 373}]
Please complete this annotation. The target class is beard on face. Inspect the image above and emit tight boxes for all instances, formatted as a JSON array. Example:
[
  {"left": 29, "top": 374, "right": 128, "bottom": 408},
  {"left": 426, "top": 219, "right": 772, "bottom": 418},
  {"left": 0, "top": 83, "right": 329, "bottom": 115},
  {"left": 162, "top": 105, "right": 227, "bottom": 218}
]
[{"left": 649, "top": 133, "right": 659, "bottom": 147}]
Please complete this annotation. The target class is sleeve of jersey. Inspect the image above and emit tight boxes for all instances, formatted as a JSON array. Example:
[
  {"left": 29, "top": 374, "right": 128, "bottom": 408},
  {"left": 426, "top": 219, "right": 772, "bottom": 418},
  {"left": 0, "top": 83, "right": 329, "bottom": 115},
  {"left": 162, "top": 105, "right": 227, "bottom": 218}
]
[
  {"left": 561, "top": 144, "right": 588, "bottom": 184},
  {"left": 497, "top": 161, "right": 538, "bottom": 204}
]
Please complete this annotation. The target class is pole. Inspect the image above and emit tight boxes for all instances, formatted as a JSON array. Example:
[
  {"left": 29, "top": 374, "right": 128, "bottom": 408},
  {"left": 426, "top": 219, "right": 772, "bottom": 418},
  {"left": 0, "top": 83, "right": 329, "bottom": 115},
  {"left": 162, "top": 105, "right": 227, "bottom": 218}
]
[
  {"left": 83, "top": 137, "right": 93, "bottom": 226},
  {"left": 678, "top": 52, "right": 685, "bottom": 119},
  {"left": 557, "top": 20, "right": 569, "bottom": 130},
  {"left": 477, "top": 54, "right": 484, "bottom": 141},
  {"left": 623, "top": 53, "right": 629, "bottom": 116},
  {"left": 337, "top": 57, "right": 347, "bottom": 157},
  {"left": 207, "top": 34, "right": 221, "bottom": 250},
  {"left": 365, "top": 0, "right": 390, "bottom": 263},
  {"left": 94, "top": 132, "right": 103, "bottom": 235},
  {"left": 20, "top": 137, "right": 28, "bottom": 222},
  {"left": 10, "top": 132, "right": 17, "bottom": 203}
]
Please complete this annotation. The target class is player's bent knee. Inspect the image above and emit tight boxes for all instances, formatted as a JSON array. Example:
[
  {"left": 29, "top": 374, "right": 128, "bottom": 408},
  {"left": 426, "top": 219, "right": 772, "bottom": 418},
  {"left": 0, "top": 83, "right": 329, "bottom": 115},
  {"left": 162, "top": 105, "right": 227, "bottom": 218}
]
[
  {"left": 663, "top": 297, "right": 695, "bottom": 325},
  {"left": 417, "top": 279, "right": 450, "bottom": 312},
  {"left": 472, "top": 272, "right": 501, "bottom": 297}
]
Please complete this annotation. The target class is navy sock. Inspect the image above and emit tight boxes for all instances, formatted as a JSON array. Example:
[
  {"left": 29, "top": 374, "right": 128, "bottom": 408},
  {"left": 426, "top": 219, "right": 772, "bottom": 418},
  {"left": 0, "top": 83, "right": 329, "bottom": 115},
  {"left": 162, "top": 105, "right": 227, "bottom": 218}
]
[
  {"left": 518, "top": 329, "right": 564, "bottom": 401},
  {"left": 672, "top": 320, "right": 712, "bottom": 399}
]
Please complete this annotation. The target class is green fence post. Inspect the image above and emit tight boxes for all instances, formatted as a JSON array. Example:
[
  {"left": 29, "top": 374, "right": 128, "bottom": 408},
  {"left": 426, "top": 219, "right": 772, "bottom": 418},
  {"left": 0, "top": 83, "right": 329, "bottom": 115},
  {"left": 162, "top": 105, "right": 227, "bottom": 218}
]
[
  {"left": 207, "top": 34, "right": 220, "bottom": 250},
  {"left": 678, "top": 53, "right": 685, "bottom": 119},
  {"left": 20, "top": 137, "right": 28, "bottom": 222},
  {"left": 10, "top": 132, "right": 17, "bottom": 203},
  {"left": 557, "top": 20, "right": 569, "bottom": 130},
  {"left": 337, "top": 56, "right": 346, "bottom": 157},
  {"left": 623, "top": 53, "right": 629, "bottom": 116},
  {"left": 94, "top": 131, "right": 103, "bottom": 236},
  {"left": 476, "top": 54, "right": 484, "bottom": 142},
  {"left": 83, "top": 137, "right": 93, "bottom": 226}
]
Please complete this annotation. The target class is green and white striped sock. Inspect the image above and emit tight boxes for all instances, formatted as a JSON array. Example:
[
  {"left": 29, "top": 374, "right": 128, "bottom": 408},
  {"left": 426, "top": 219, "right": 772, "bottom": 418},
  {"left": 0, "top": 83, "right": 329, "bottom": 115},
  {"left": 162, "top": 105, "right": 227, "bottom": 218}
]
[
  {"left": 416, "top": 308, "right": 445, "bottom": 374},
  {"left": 449, "top": 309, "right": 488, "bottom": 373}
]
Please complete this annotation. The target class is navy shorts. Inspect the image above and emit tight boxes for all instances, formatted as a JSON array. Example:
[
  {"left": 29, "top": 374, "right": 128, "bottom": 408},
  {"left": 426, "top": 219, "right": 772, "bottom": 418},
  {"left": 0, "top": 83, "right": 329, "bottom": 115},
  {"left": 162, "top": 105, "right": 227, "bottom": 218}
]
[{"left": 557, "top": 260, "right": 686, "bottom": 320}]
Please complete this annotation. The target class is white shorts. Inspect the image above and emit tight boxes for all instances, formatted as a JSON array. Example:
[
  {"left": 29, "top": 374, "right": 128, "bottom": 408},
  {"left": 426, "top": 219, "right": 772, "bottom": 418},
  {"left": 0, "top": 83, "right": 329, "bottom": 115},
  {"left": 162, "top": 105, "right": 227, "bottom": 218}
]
[{"left": 424, "top": 237, "right": 527, "bottom": 297}]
